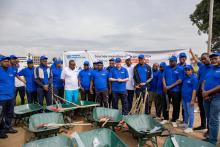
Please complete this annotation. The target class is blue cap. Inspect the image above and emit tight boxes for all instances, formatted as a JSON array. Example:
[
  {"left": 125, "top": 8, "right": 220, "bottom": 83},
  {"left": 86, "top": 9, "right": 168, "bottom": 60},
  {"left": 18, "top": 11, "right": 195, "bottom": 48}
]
[
  {"left": 160, "top": 62, "right": 166, "bottom": 67},
  {"left": 179, "top": 52, "right": 187, "bottom": 58},
  {"left": 138, "top": 54, "right": 145, "bottom": 59},
  {"left": 84, "top": 61, "right": 90, "bottom": 65},
  {"left": 40, "top": 55, "right": 48, "bottom": 60},
  {"left": 0, "top": 56, "right": 10, "bottom": 62},
  {"left": 209, "top": 52, "right": 220, "bottom": 58},
  {"left": 169, "top": 56, "right": 177, "bottom": 62},
  {"left": 184, "top": 65, "right": 193, "bottom": 70},
  {"left": 10, "top": 55, "right": 17, "bottom": 59},
  {"left": 97, "top": 60, "right": 103, "bottom": 64},
  {"left": 27, "top": 59, "right": 33, "bottom": 64},
  {"left": 115, "top": 57, "right": 121, "bottom": 63},
  {"left": 54, "top": 59, "right": 62, "bottom": 65},
  {"left": 109, "top": 58, "right": 115, "bottom": 62}
]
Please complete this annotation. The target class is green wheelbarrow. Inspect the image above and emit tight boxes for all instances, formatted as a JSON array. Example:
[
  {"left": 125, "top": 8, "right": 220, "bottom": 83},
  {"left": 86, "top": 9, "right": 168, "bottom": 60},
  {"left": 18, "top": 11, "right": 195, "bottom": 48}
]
[
  {"left": 72, "top": 128, "right": 127, "bottom": 147},
  {"left": 163, "top": 134, "right": 215, "bottom": 147},
  {"left": 23, "top": 135, "right": 73, "bottom": 147},
  {"left": 92, "top": 107, "right": 122, "bottom": 130},
  {"left": 123, "top": 114, "right": 165, "bottom": 147},
  {"left": 14, "top": 104, "right": 42, "bottom": 125},
  {"left": 28, "top": 112, "right": 64, "bottom": 139}
]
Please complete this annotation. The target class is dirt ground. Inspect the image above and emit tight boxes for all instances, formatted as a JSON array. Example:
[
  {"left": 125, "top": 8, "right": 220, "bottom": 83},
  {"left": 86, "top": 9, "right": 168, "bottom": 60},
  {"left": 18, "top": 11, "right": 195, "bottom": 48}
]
[{"left": 0, "top": 106, "right": 219, "bottom": 147}]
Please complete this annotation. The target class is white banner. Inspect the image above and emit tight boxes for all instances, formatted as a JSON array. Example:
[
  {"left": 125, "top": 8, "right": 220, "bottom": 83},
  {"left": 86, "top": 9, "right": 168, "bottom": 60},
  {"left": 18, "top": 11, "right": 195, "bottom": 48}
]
[{"left": 63, "top": 49, "right": 190, "bottom": 68}]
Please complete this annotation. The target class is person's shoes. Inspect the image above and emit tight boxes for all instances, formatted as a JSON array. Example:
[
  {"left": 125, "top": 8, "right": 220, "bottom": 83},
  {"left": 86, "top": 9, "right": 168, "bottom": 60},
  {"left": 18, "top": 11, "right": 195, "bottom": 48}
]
[
  {"left": 0, "top": 133, "right": 8, "bottom": 139},
  {"left": 194, "top": 126, "right": 206, "bottom": 130},
  {"left": 6, "top": 128, "right": 17, "bottom": 134},
  {"left": 184, "top": 128, "right": 193, "bottom": 134},
  {"left": 202, "top": 138, "right": 210, "bottom": 142},
  {"left": 179, "top": 123, "right": 187, "bottom": 129},
  {"left": 160, "top": 120, "right": 169, "bottom": 125},
  {"left": 171, "top": 122, "right": 178, "bottom": 128}
]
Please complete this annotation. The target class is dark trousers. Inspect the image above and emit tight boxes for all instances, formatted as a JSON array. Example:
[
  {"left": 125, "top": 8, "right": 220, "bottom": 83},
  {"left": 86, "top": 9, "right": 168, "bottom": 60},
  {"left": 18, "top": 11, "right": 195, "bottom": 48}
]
[
  {"left": 162, "top": 94, "right": 169, "bottom": 120},
  {"left": 37, "top": 88, "right": 52, "bottom": 106},
  {"left": 15, "top": 86, "right": 26, "bottom": 105},
  {"left": 53, "top": 87, "right": 64, "bottom": 98},
  {"left": 127, "top": 90, "right": 134, "bottom": 112},
  {"left": 26, "top": 91, "right": 38, "bottom": 104},
  {"left": 112, "top": 92, "right": 128, "bottom": 115},
  {"left": 95, "top": 90, "right": 109, "bottom": 108},
  {"left": 155, "top": 93, "right": 164, "bottom": 117},
  {"left": 108, "top": 93, "right": 113, "bottom": 108},
  {"left": 135, "top": 88, "right": 149, "bottom": 114},
  {"left": 80, "top": 89, "right": 94, "bottom": 101},
  {"left": 197, "top": 89, "right": 207, "bottom": 127},
  {"left": 167, "top": 91, "right": 181, "bottom": 122},
  {"left": 0, "top": 99, "right": 14, "bottom": 133}
]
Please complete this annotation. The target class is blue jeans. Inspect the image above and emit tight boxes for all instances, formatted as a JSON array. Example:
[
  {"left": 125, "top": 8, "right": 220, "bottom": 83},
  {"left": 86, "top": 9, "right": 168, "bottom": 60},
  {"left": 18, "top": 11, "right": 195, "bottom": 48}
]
[
  {"left": 182, "top": 101, "right": 194, "bottom": 128},
  {"left": 209, "top": 94, "right": 220, "bottom": 145},
  {"left": 37, "top": 88, "right": 52, "bottom": 106},
  {"left": 65, "top": 90, "right": 79, "bottom": 103},
  {"left": 203, "top": 100, "right": 211, "bottom": 130}
]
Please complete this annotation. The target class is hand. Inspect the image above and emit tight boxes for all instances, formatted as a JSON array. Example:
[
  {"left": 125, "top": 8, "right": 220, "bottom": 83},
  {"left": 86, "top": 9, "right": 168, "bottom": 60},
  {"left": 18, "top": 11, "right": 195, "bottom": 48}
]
[
  {"left": 43, "top": 85, "right": 49, "bottom": 91},
  {"left": 190, "top": 101, "right": 195, "bottom": 107},
  {"left": 204, "top": 96, "right": 209, "bottom": 101},
  {"left": 202, "top": 91, "right": 209, "bottom": 98},
  {"left": 80, "top": 87, "right": 85, "bottom": 91},
  {"left": 140, "top": 83, "right": 146, "bottom": 86},
  {"left": 163, "top": 88, "right": 167, "bottom": 94},
  {"left": 189, "top": 48, "right": 193, "bottom": 54},
  {"left": 166, "top": 86, "right": 172, "bottom": 90},
  {"left": 117, "top": 79, "right": 123, "bottom": 82},
  {"left": 135, "top": 85, "right": 140, "bottom": 89}
]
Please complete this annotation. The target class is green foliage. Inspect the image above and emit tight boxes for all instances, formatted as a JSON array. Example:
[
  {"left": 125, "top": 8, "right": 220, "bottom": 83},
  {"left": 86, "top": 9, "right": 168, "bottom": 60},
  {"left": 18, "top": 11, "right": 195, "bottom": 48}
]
[{"left": 190, "top": 0, "right": 220, "bottom": 51}]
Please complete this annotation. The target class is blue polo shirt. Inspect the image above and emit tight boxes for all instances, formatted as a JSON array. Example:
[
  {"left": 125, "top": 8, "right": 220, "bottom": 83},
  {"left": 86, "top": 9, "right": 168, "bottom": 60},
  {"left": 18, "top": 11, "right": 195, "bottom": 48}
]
[
  {"left": 204, "top": 66, "right": 220, "bottom": 92},
  {"left": 137, "top": 64, "right": 148, "bottom": 83},
  {"left": 163, "top": 66, "right": 183, "bottom": 92},
  {"left": 182, "top": 74, "right": 198, "bottom": 102},
  {"left": 109, "top": 67, "right": 129, "bottom": 92},
  {"left": 79, "top": 69, "right": 92, "bottom": 90},
  {"left": 177, "top": 63, "right": 186, "bottom": 79},
  {"left": 149, "top": 70, "right": 159, "bottom": 92},
  {"left": 0, "top": 67, "right": 16, "bottom": 101},
  {"left": 197, "top": 62, "right": 213, "bottom": 87},
  {"left": 156, "top": 71, "right": 164, "bottom": 94},
  {"left": 51, "top": 67, "right": 63, "bottom": 88},
  {"left": 18, "top": 67, "right": 37, "bottom": 92},
  {"left": 91, "top": 69, "right": 109, "bottom": 91}
]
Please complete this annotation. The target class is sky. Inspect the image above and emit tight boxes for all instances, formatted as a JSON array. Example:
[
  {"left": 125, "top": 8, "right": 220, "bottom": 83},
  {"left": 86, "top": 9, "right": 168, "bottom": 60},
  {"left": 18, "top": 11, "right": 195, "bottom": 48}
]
[{"left": 0, "top": 0, "right": 207, "bottom": 58}]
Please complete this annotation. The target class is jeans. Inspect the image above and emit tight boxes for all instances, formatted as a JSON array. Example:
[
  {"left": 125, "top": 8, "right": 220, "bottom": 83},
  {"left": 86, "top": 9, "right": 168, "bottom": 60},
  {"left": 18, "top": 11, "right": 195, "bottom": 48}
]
[
  {"left": 37, "top": 88, "right": 52, "bottom": 106},
  {"left": 15, "top": 86, "right": 26, "bottom": 105},
  {"left": 182, "top": 101, "right": 194, "bottom": 128},
  {"left": 26, "top": 91, "right": 38, "bottom": 104},
  {"left": 208, "top": 93, "right": 220, "bottom": 145},
  {"left": 167, "top": 91, "right": 181, "bottom": 122},
  {"left": 112, "top": 92, "right": 128, "bottom": 115},
  {"left": 65, "top": 89, "right": 79, "bottom": 103},
  {"left": 0, "top": 99, "right": 14, "bottom": 132},
  {"left": 95, "top": 90, "right": 109, "bottom": 108},
  {"left": 127, "top": 90, "right": 134, "bottom": 112}
]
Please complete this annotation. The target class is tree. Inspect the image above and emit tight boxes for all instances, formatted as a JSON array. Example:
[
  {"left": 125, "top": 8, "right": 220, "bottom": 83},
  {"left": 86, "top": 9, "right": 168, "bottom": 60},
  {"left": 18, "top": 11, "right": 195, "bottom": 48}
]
[{"left": 190, "top": 0, "right": 220, "bottom": 51}]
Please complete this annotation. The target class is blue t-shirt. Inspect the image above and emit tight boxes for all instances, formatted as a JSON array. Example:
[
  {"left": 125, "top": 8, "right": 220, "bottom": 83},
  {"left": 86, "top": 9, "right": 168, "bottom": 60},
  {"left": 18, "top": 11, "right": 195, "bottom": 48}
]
[
  {"left": 197, "top": 62, "right": 213, "bottom": 87},
  {"left": 137, "top": 64, "right": 148, "bottom": 83},
  {"left": 51, "top": 67, "right": 63, "bottom": 88},
  {"left": 149, "top": 70, "right": 159, "bottom": 92},
  {"left": 18, "top": 67, "right": 37, "bottom": 92},
  {"left": 181, "top": 74, "right": 198, "bottom": 102},
  {"left": 204, "top": 66, "right": 220, "bottom": 92},
  {"left": 79, "top": 69, "right": 92, "bottom": 90},
  {"left": 163, "top": 66, "right": 183, "bottom": 92},
  {"left": 156, "top": 71, "right": 164, "bottom": 94},
  {"left": 0, "top": 67, "right": 16, "bottom": 101},
  {"left": 177, "top": 63, "right": 186, "bottom": 80},
  {"left": 109, "top": 67, "right": 129, "bottom": 92},
  {"left": 91, "top": 69, "right": 109, "bottom": 91}
]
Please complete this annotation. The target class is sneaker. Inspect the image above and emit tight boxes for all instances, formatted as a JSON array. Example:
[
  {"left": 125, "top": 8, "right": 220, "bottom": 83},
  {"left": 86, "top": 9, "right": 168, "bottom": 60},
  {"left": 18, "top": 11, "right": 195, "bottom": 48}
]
[
  {"left": 160, "top": 120, "right": 169, "bottom": 125},
  {"left": 171, "top": 122, "right": 178, "bottom": 128},
  {"left": 0, "top": 133, "right": 8, "bottom": 139},
  {"left": 6, "top": 128, "right": 17, "bottom": 134},
  {"left": 194, "top": 126, "right": 206, "bottom": 130},
  {"left": 184, "top": 128, "right": 193, "bottom": 134}
]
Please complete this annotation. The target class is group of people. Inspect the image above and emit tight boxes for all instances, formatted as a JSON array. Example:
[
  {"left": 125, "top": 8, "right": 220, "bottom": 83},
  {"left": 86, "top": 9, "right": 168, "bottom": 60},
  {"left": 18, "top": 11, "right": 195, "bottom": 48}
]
[{"left": 0, "top": 50, "right": 219, "bottom": 145}]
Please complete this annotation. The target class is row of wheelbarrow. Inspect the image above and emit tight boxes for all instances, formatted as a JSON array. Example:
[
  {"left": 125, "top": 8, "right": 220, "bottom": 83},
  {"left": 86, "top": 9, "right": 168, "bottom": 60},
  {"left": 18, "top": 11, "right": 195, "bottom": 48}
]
[{"left": 14, "top": 101, "right": 215, "bottom": 147}]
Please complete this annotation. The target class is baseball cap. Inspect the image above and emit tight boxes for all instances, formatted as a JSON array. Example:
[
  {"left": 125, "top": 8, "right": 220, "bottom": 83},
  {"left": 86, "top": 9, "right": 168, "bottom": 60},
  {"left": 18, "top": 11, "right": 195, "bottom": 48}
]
[
  {"left": 179, "top": 52, "right": 187, "bottom": 58},
  {"left": 169, "top": 56, "right": 177, "bottom": 62},
  {"left": 138, "top": 54, "right": 145, "bottom": 59},
  {"left": 40, "top": 55, "right": 48, "bottom": 60}
]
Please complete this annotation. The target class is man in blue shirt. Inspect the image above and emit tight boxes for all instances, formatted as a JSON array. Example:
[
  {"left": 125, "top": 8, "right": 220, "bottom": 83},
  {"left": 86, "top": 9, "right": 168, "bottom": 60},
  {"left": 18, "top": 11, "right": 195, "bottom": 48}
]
[
  {"left": 181, "top": 65, "right": 198, "bottom": 134},
  {"left": 90, "top": 61, "right": 109, "bottom": 107},
  {"left": 202, "top": 52, "right": 220, "bottom": 145},
  {"left": 156, "top": 62, "right": 166, "bottom": 119},
  {"left": 51, "top": 59, "right": 64, "bottom": 99},
  {"left": 79, "top": 61, "right": 93, "bottom": 101},
  {"left": 162, "top": 56, "right": 183, "bottom": 127},
  {"left": 18, "top": 59, "right": 37, "bottom": 103},
  {"left": 0, "top": 56, "right": 18, "bottom": 138},
  {"left": 109, "top": 58, "right": 129, "bottom": 115},
  {"left": 106, "top": 58, "right": 115, "bottom": 108},
  {"left": 133, "top": 54, "right": 153, "bottom": 114},
  {"left": 34, "top": 56, "right": 52, "bottom": 108},
  {"left": 190, "top": 49, "right": 212, "bottom": 132},
  {"left": 149, "top": 63, "right": 159, "bottom": 115}
]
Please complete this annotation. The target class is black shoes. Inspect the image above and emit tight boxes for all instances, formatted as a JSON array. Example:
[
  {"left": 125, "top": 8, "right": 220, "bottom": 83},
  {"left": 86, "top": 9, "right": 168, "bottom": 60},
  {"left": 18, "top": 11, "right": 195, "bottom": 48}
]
[
  {"left": 5, "top": 128, "right": 18, "bottom": 134},
  {"left": 0, "top": 132, "right": 8, "bottom": 139},
  {"left": 194, "top": 126, "right": 206, "bottom": 130}
]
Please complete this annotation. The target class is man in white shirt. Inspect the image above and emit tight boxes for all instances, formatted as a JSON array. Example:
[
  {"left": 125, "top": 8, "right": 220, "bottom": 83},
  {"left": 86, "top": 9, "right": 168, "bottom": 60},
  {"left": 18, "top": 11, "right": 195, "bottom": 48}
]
[
  {"left": 123, "top": 56, "right": 135, "bottom": 112},
  {"left": 61, "top": 60, "right": 79, "bottom": 103}
]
